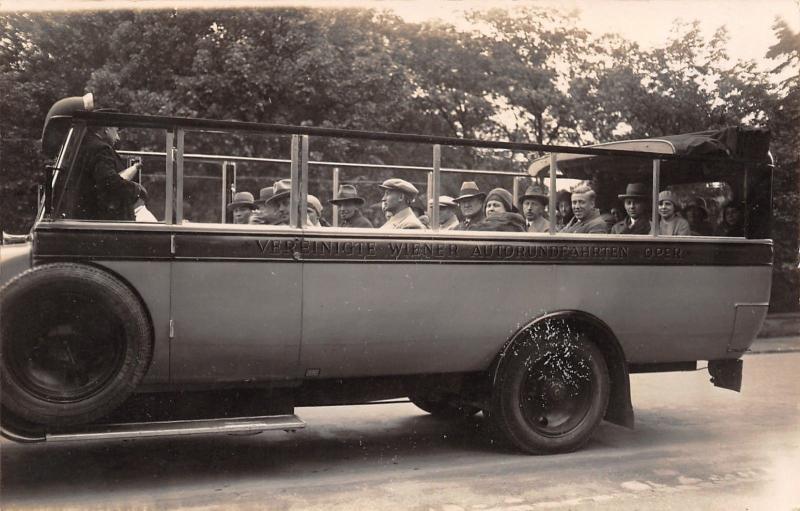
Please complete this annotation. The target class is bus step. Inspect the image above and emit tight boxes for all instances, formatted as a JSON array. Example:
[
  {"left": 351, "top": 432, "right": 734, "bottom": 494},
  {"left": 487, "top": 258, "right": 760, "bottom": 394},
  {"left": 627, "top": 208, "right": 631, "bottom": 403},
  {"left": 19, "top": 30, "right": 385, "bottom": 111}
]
[{"left": 45, "top": 414, "right": 305, "bottom": 442}]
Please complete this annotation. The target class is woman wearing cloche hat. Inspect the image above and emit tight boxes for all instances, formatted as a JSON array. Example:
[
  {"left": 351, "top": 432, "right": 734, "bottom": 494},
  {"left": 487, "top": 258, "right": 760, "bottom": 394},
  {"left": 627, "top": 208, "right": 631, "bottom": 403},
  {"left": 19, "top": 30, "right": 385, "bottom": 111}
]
[
  {"left": 656, "top": 190, "right": 691, "bottom": 236},
  {"left": 470, "top": 187, "right": 526, "bottom": 232}
]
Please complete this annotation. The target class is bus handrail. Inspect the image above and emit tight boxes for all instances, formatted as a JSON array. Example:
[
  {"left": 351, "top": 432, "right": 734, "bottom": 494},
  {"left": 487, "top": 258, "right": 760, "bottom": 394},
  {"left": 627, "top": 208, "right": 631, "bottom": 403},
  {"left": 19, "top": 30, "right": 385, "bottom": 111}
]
[{"left": 117, "top": 150, "right": 528, "bottom": 177}]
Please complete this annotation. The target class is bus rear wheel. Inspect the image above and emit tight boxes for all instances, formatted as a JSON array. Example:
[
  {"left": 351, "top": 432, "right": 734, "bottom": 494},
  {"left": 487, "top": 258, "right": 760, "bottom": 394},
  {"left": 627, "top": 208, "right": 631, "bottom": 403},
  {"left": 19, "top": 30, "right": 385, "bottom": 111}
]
[
  {"left": 490, "top": 331, "right": 609, "bottom": 454},
  {"left": 0, "top": 263, "right": 153, "bottom": 427}
]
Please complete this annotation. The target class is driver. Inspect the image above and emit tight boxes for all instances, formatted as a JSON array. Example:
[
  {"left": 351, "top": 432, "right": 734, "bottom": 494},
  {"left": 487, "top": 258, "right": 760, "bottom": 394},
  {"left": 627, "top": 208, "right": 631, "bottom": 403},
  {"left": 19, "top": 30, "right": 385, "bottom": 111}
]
[{"left": 74, "top": 124, "right": 145, "bottom": 221}]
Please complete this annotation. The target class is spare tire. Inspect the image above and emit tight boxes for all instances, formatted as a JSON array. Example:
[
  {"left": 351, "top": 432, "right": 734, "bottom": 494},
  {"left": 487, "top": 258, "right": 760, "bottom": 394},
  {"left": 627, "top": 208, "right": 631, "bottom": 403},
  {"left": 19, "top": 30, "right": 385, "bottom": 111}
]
[{"left": 1, "top": 263, "right": 153, "bottom": 427}]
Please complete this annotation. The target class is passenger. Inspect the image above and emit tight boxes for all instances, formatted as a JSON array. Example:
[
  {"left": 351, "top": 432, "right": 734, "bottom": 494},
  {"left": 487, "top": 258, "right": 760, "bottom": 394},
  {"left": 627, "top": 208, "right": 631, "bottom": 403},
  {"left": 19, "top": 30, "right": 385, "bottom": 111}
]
[
  {"left": 610, "top": 206, "right": 623, "bottom": 225},
  {"left": 306, "top": 195, "right": 325, "bottom": 227},
  {"left": 429, "top": 196, "right": 460, "bottom": 230},
  {"left": 519, "top": 184, "right": 550, "bottom": 233},
  {"left": 264, "top": 179, "right": 292, "bottom": 225},
  {"left": 378, "top": 178, "right": 425, "bottom": 229},
  {"left": 74, "top": 123, "right": 146, "bottom": 221},
  {"left": 471, "top": 188, "right": 526, "bottom": 232},
  {"left": 250, "top": 187, "right": 279, "bottom": 225},
  {"left": 329, "top": 185, "right": 373, "bottom": 228},
  {"left": 611, "top": 183, "right": 651, "bottom": 235},
  {"left": 555, "top": 191, "right": 573, "bottom": 231},
  {"left": 134, "top": 186, "right": 157, "bottom": 222},
  {"left": 601, "top": 211, "right": 615, "bottom": 231},
  {"left": 561, "top": 185, "right": 608, "bottom": 234},
  {"left": 685, "top": 198, "right": 713, "bottom": 236},
  {"left": 656, "top": 191, "right": 691, "bottom": 236},
  {"left": 228, "top": 191, "right": 257, "bottom": 224},
  {"left": 715, "top": 203, "right": 745, "bottom": 237},
  {"left": 453, "top": 181, "right": 486, "bottom": 230}
]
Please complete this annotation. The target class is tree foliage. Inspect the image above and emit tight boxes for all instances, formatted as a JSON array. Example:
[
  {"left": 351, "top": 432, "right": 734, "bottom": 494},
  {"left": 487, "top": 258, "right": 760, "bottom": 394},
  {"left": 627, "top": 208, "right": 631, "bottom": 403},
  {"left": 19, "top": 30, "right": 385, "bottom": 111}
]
[{"left": 1, "top": 7, "right": 797, "bottom": 309}]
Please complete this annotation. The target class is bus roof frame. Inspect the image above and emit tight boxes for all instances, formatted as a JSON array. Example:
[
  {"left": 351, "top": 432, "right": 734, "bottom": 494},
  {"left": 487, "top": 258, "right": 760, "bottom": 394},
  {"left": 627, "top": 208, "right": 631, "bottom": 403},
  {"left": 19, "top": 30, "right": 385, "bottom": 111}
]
[{"left": 70, "top": 111, "right": 771, "bottom": 167}]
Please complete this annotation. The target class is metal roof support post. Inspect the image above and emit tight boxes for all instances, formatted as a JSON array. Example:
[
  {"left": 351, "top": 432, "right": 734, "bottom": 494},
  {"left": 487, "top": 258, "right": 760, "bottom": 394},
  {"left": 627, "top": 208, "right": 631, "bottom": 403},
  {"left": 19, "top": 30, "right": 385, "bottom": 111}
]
[
  {"left": 331, "top": 167, "right": 340, "bottom": 227},
  {"left": 175, "top": 129, "right": 184, "bottom": 224},
  {"left": 299, "top": 135, "right": 310, "bottom": 228},
  {"left": 431, "top": 145, "right": 441, "bottom": 231},
  {"left": 289, "top": 135, "right": 300, "bottom": 228},
  {"left": 652, "top": 159, "right": 660, "bottom": 237},
  {"left": 220, "top": 161, "right": 227, "bottom": 223},
  {"left": 512, "top": 176, "right": 520, "bottom": 209},
  {"left": 289, "top": 135, "right": 300, "bottom": 227},
  {"left": 549, "top": 153, "right": 557, "bottom": 235},
  {"left": 426, "top": 172, "right": 433, "bottom": 218},
  {"left": 165, "top": 129, "right": 175, "bottom": 225}
]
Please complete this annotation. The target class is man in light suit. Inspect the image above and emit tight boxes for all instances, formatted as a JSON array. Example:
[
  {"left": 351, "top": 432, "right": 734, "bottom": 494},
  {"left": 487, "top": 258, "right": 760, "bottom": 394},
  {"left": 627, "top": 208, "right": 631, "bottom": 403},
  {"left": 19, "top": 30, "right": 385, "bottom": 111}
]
[{"left": 378, "top": 179, "right": 424, "bottom": 230}]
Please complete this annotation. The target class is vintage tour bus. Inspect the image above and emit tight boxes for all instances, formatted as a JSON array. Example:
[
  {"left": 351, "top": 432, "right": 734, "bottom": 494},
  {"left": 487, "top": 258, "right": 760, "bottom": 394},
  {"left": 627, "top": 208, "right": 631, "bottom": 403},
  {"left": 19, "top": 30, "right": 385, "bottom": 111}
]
[{"left": 0, "top": 94, "right": 773, "bottom": 453}]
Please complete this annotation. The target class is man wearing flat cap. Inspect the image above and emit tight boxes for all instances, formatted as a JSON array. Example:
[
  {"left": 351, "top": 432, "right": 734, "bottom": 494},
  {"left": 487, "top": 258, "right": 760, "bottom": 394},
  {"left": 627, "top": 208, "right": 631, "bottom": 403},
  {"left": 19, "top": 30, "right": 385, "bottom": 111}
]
[
  {"left": 429, "top": 195, "right": 460, "bottom": 230},
  {"left": 330, "top": 184, "right": 373, "bottom": 228},
  {"left": 453, "top": 181, "right": 486, "bottom": 230},
  {"left": 520, "top": 184, "right": 550, "bottom": 233},
  {"left": 228, "top": 191, "right": 257, "bottom": 224},
  {"left": 611, "top": 182, "right": 651, "bottom": 235},
  {"left": 379, "top": 178, "right": 424, "bottom": 229}
]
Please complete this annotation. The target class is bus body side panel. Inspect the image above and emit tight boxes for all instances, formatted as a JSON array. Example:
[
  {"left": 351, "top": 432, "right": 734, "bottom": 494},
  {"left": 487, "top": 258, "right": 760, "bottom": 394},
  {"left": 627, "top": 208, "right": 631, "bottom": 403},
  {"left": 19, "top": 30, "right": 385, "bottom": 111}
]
[
  {"left": 169, "top": 229, "right": 303, "bottom": 384},
  {"left": 300, "top": 238, "right": 771, "bottom": 378},
  {"left": 552, "top": 265, "right": 772, "bottom": 363},
  {"left": 301, "top": 263, "right": 557, "bottom": 377}
]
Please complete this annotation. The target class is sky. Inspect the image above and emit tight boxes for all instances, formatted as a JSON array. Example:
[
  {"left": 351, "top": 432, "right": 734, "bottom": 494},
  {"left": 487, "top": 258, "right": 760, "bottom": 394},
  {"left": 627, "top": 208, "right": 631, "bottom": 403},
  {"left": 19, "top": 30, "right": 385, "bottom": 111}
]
[
  {"left": 1, "top": 0, "right": 797, "bottom": 69},
  {"left": 390, "top": 0, "right": 799, "bottom": 71}
]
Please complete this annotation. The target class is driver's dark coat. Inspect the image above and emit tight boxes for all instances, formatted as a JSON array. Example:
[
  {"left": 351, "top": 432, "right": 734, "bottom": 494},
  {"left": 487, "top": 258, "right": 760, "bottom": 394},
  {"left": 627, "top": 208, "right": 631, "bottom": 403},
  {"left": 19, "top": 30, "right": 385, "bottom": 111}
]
[{"left": 73, "top": 134, "right": 139, "bottom": 221}]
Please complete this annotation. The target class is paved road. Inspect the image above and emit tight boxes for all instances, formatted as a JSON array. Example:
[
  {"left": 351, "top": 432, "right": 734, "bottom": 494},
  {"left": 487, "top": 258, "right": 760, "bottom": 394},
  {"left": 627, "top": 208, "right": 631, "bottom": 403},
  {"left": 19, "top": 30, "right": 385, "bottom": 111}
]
[{"left": 2, "top": 351, "right": 799, "bottom": 511}]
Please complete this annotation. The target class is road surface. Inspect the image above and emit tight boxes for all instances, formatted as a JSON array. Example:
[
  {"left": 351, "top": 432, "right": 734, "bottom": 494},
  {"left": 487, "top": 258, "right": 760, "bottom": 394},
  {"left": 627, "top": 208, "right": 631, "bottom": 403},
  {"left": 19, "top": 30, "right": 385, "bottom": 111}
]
[{"left": 2, "top": 351, "right": 799, "bottom": 510}]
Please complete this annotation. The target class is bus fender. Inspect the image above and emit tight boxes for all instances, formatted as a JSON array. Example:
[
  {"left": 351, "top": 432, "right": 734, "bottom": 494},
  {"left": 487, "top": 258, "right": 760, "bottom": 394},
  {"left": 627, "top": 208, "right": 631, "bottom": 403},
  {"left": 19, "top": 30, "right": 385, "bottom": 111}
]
[{"left": 492, "top": 310, "right": 634, "bottom": 429}]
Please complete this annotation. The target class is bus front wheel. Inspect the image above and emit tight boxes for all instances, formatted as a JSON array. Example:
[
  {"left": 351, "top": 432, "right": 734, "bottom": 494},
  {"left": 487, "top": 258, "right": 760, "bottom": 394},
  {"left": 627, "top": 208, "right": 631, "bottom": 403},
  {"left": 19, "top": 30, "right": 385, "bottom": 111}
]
[
  {"left": 0, "top": 263, "right": 153, "bottom": 427},
  {"left": 490, "top": 332, "right": 610, "bottom": 454}
]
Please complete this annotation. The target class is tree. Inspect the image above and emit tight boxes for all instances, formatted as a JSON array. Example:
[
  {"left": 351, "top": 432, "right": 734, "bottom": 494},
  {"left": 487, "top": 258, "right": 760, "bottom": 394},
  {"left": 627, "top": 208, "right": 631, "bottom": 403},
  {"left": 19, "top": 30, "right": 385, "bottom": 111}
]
[
  {"left": 764, "top": 18, "right": 800, "bottom": 311},
  {"left": 469, "top": 7, "right": 591, "bottom": 146},
  {"left": 0, "top": 12, "right": 131, "bottom": 232},
  {"left": 572, "top": 22, "right": 775, "bottom": 140}
]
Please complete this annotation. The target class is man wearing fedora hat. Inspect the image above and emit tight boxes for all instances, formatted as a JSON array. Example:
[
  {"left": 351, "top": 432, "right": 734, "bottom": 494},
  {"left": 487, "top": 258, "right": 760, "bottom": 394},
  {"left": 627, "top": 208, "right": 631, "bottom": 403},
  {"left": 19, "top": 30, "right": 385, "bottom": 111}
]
[
  {"left": 227, "top": 191, "right": 257, "bottom": 224},
  {"left": 249, "top": 186, "right": 280, "bottom": 225},
  {"left": 520, "top": 184, "right": 550, "bottom": 233},
  {"left": 453, "top": 181, "right": 486, "bottom": 230},
  {"left": 561, "top": 185, "right": 608, "bottom": 234},
  {"left": 330, "top": 184, "right": 373, "bottom": 228},
  {"left": 429, "top": 195, "right": 460, "bottom": 230},
  {"left": 264, "top": 179, "right": 293, "bottom": 225},
  {"left": 378, "top": 178, "right": 424, "bottom": 230},
  {"left": 611, "top": 182, "right": 651, "bottom": 235}
]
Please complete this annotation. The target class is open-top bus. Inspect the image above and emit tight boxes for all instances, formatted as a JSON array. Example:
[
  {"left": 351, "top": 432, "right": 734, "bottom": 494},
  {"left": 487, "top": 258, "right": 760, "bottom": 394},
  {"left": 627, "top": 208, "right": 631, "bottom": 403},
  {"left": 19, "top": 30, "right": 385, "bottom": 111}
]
[{"left": 0, "top": 95, "right": 772, "bottom": 453}]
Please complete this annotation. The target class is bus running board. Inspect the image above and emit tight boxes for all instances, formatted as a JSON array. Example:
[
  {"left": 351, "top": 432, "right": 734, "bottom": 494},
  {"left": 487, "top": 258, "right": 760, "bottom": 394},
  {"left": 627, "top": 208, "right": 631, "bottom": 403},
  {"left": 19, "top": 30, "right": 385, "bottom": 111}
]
[{"left": 45, "top": 414, "right": 305, "bottom": 442}]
